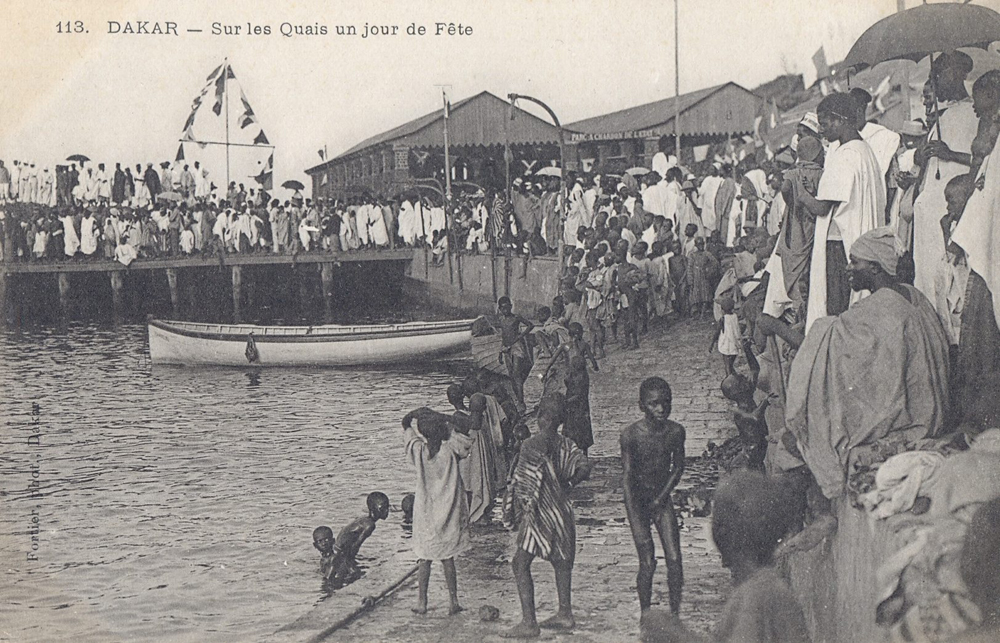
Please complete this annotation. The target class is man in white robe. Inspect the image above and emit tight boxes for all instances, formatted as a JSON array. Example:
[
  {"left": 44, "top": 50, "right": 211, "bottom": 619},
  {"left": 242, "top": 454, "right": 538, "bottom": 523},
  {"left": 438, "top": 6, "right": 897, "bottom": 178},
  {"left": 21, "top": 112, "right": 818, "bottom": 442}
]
[
  {"left": 61, "top": 211, "right": 81, "bottom": 256},
  {"left": 80, "top": 210, "right": 98, "bottom": 255},
  {"left": 912, "top": 52, "right": 978, "bottom": 301},
  {"left": 698, "top": 165, "right": 724, "bottom": 233},
  {"left": 798, "top": 93, "right": 886, "bottom": 333}
]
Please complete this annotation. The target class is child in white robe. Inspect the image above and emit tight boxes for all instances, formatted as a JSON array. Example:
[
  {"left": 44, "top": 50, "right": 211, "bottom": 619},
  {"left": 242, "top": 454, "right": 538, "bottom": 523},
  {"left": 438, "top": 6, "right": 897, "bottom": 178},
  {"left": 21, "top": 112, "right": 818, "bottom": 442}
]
[{"left": 402, "top": 405, "right": 479, "bottom": 616}]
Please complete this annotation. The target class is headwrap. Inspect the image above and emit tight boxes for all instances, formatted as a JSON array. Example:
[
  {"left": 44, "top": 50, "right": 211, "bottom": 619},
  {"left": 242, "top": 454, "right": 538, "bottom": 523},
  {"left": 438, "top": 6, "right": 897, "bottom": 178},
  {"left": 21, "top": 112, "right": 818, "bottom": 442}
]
[{"left": 849, "top": 226, "right": 900, "bottom": 276}]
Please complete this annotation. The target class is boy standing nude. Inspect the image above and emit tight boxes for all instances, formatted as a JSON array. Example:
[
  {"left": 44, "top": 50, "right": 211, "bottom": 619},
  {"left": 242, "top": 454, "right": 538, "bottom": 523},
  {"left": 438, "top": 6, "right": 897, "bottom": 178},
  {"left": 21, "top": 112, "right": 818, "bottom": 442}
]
[{"left": 620, "top": 377, "right": 685, "bottom": 615}]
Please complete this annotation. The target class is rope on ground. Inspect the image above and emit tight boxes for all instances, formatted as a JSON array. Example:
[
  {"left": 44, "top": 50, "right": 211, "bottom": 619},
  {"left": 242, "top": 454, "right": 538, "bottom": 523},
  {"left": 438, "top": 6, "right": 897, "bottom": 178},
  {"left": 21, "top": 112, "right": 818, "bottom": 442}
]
[{"left": 304, "top": 563, "right": 420, "bottom": 643}]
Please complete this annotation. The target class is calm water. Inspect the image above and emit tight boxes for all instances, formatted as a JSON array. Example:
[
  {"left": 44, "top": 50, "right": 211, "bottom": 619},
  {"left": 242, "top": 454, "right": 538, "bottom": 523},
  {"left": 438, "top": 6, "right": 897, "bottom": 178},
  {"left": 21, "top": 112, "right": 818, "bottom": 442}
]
[{"left": 0, "top": 322, "right": 468, "bottom": 642}]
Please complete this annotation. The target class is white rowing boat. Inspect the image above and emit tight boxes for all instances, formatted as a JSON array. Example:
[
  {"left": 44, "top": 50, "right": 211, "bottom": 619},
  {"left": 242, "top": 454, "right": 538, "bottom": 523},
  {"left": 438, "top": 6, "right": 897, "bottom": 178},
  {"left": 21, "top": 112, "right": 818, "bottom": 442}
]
[{"left": 148, "top": 318, "right": 474, "bottom": 367}]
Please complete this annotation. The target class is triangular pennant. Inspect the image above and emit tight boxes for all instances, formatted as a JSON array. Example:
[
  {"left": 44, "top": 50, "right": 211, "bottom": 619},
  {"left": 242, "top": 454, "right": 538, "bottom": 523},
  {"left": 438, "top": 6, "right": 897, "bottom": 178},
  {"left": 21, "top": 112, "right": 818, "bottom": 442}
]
[
  {"left": 213, "top": 100, "right": 223, "bottom": 116},
  {"left": 182, "top": 127, "right": 197, "bottom": 142},
  {"left": 206, "top": 64, "right": 222, "bottom": 82},
  {"left": 227, "top": 66, "right": 237, "bottom": 80},
  {"left": 240, "top": 114, "right": 257, "bottom": 129},
  {"left": 253, "top": 130, "right": 269, "bottom": 145},
  {"left": 184, "top": 110, "right": 198, "bottom": 131},
  {"left": 241, "top": 93, "right": 254, "bottom": 116},
  {"left": 175, "top": 144, "right": 185, "bottom": 162}
]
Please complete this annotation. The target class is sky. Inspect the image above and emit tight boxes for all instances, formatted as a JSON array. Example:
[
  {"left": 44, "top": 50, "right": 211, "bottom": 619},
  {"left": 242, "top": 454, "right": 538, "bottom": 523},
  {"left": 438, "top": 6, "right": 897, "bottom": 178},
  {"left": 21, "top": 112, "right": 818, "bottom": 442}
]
[{"left": 2, "top": 0, "right": 999, "bottom": 197}]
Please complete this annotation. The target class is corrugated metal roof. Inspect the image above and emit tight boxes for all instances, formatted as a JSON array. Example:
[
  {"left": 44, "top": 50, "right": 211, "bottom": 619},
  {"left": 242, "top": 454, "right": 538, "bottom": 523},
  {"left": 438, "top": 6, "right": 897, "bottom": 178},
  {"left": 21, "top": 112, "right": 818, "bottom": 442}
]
[
  {"left": 566, "top": 82, "right": 761, "bottom": 140},
  {"left": 306, "top": 91, "right": 561, "bottom": 174}
]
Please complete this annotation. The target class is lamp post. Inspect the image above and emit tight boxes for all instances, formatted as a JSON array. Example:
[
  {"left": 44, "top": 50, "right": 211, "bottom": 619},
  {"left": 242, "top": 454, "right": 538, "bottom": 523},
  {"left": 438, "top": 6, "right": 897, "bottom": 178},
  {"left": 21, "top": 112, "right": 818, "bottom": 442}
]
[{"left": 507, "top": 93, "right": 567, "bottom": 291}]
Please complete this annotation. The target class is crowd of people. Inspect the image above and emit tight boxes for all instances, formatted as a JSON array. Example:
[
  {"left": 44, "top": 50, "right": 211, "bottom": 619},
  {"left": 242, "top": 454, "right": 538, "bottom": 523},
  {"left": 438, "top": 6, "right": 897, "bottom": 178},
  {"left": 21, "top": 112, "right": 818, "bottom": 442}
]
[
  {"left": 313, "top": 52, "right": 1000, "bottom": 642},
  {"left": 6, "top": 44, "right": 1000, "bottom": 643}
]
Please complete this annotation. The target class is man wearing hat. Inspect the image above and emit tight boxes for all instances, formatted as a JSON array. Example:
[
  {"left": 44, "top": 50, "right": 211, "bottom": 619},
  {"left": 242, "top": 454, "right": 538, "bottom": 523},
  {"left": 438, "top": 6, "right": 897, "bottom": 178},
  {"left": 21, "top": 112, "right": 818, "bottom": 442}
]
[
  {"left": 913, "top": 51, "right": 977, "bottom": 300},
  {"left": 791, "top": 112, "right": 821, "bottom": 154},
  {"left": 784, "top": 227, "right": 950, "bottom": 503}
]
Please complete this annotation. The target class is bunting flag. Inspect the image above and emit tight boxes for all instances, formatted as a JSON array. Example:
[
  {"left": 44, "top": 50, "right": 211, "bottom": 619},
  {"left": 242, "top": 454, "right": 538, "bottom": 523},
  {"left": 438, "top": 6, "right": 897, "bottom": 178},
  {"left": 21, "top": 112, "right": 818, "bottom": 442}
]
[
  {"left": 254, "top": 154, "right": 274, "bottom": 190},
  {"left": 180, "top": 60, "right": 273, "bottom": 187},
  {"left": 239, "top": 91, "right": 257, "bottom": 129},
  {"left": 873, "top": 74, "right": 893, "bottom": 114},
  {"left": 813, "top": 46, "right": 830, "bottom": 82},
  {"left": 318, "top": 149, "right": 325, "bottom": 160},
  {"left": 212, "top": 68, "right": 227, "bottom": 116},
  {"left": 206, "top": 64, "right": 222, "bottom": 83}
]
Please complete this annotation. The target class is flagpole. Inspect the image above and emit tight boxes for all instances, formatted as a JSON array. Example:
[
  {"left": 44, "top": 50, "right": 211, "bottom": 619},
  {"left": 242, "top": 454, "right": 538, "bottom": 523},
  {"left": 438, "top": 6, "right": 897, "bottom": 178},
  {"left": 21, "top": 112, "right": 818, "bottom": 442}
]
[
  {"left": 674, "top": 0, "right": 681, "bottom": 162},
  {"left": 224, "top": 58, "right": 230, "bottom": 190},
  {"left": 441, "top": 88, "right": 455, "bottom": 285}
]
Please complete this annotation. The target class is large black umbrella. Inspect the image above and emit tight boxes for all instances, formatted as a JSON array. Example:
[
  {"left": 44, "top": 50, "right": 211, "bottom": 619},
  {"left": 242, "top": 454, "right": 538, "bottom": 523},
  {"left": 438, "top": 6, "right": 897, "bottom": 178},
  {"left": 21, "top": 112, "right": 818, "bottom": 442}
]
[
  {"left": 843, "top": 3, "right": 1000, "bottom": 69},
  {"left": 66, "top": 154, "right": 90, "bottom": 163},
  {"left": 281, "top": 180, "right": 304, "bottom": 191}
]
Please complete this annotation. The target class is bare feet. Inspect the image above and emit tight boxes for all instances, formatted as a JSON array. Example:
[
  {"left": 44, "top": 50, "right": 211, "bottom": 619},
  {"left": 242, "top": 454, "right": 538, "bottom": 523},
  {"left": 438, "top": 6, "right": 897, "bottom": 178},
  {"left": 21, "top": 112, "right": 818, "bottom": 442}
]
[
  {"left": 449, "top": 604, "right": 464, "bottom": 616},
  {"left": 501, "top": 621, "right": 541, "bottom": 639},
  {"left": 412, "top": 605, "right": 428, "bottom": 615},
  {"left": 539, "top": 612, "right": 575, "bottom": 630}
]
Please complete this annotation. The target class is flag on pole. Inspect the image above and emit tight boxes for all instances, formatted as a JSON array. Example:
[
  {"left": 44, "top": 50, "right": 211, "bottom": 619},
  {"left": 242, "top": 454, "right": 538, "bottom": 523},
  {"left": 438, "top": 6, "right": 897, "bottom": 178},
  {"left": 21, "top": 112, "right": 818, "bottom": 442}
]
[
  {"left": 212, "top": 65, "right": 228, "bottom": 116},
  {"left": 873, "top": 73, "right": 893, "bottom": 114},
  {"left": 254, "top": 154, "right": 273, "bottom": 190},
  {"left": 239, "top": 91, "right": 257, "bottom": 129},
  {"left": 813, "top": 46, "right": 830, "bottom": 81},
  {"left": 318, "top": 149, "right": 325, "bottom": 160},
  {"left": 176, "top": 143, "right": 185, "bottom": 162},
  {"left": 443, "top": 92, "right": 451, "bottom": 119},
  {"left": 253, "top": 130, "right": 269, "bottom": 146}
]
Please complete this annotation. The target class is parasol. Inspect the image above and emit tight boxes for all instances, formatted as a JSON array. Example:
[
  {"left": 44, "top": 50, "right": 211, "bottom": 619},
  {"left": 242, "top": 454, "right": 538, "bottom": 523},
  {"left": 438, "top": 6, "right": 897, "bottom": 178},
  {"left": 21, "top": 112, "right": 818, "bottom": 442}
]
[
  {"left": 843, "top": 3, "right": 1000, "bottom": 70},
  {"left": 534, "top": 166, "right": 562, "bottom": 177},
  {"left": 625, "top": 167, "right": 650, "bottom": 176},
  {"left": 843, "top": 3, "right": 1000, "bottom": 179},
  {"left": 66, "top": 154, "right": 90, "bottom": 163},
  {"left": 156, "top": 191, "right": 183, "bottom": 203},
  {"left": 281, "top": 180, "right": 305, "bottom": 191}
]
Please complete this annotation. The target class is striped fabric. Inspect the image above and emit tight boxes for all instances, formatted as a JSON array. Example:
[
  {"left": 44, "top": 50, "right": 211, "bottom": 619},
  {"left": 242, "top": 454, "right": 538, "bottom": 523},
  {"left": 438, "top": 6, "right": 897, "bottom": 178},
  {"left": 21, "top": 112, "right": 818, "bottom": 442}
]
[
  {"left": 502, "top": 436, "right": 587, "bottom": 561},
  {"left": 490, "top": 194, "right": 511, "bottom": 248}
]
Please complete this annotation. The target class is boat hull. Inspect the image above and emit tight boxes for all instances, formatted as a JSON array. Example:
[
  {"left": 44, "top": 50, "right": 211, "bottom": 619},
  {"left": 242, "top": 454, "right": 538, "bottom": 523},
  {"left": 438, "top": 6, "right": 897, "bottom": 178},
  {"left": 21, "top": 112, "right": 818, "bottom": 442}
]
[{"left": 148, "top": 319, "right": 473, "bottom": 367}]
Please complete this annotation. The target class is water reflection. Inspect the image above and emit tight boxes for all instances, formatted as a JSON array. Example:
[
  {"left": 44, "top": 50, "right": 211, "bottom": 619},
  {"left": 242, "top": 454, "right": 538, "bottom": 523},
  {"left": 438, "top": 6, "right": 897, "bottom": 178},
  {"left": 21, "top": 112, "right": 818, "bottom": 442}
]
[{"left": 0, "top": 322, "right": 465, "bottom": 642}]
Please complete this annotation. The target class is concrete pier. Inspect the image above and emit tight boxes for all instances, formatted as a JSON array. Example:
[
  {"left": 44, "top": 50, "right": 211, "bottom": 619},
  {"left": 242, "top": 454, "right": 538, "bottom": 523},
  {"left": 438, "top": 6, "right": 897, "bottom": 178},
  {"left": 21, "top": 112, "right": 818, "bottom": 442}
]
[{"left": 1, "top": 249, "right": 413, "bottom": 324}]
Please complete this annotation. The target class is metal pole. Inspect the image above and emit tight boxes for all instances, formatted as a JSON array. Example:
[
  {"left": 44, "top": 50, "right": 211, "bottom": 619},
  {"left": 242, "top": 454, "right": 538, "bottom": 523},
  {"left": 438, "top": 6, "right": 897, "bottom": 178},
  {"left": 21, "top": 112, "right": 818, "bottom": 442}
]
[
  {"left": 224, "top": 59, "right": 230, "bottom": 190},
  {"left": 508, "top": 93, "right": 566, "bottom": 290},
  {"left": 674, "top": 0, "right": 681, "bottom": 162},
  {"left": 442, "top": 90, "right": 455, "bottom": 285}
]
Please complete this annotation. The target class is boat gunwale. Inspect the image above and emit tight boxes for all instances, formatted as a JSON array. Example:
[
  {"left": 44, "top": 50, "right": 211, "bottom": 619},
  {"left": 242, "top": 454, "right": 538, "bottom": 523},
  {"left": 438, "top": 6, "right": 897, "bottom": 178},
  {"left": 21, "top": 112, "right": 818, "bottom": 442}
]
[{"left": 148, "top": 318, "right": 475, "bottom": 344}]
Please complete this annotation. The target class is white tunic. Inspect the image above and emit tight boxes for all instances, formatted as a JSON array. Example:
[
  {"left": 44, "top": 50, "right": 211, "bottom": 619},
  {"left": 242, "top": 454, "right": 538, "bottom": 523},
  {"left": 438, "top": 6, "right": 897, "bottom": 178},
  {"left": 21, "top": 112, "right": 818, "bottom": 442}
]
[{"left": 80, "top": 215, "right": 98, "bottom": 255}]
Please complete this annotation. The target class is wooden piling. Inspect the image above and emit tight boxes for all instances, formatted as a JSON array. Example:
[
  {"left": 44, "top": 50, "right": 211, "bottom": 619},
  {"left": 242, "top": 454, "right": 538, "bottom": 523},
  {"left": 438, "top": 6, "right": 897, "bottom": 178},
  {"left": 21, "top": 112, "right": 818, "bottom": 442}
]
[
  {"left": 0, "top": 270, "right": 7, "bottom": 323},
  {"left": 320, "top": 263, "right": 335, "bottom": 323},
  {"left": 57, "top": 272, "right": 70, "bottom": 317},
  {"left": 231, "top": 265, "right": 243, "bottom": 323},
  {"left": 166, "top": 268, "right": 180, "bottom": 316},
  {"left": 109, "top": 271, "right": 124, "bottom": 319}
]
